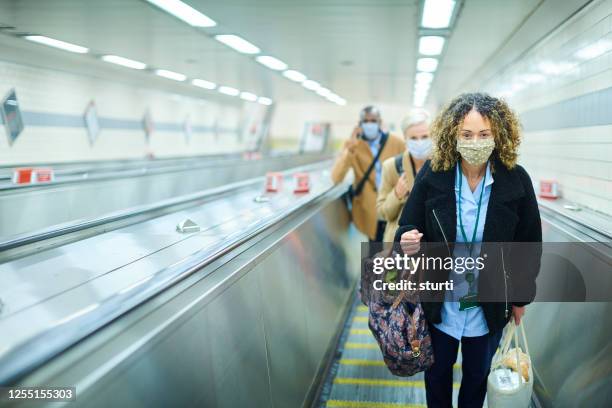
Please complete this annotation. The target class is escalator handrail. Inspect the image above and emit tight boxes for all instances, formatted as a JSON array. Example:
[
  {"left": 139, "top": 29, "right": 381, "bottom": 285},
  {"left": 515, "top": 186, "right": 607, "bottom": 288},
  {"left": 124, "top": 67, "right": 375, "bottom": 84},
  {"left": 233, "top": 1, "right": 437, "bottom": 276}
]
[
  {"left": 538, "top": 199, "right": 612, "bottom": 241},
  {"left": 0, "top": 153, "right": 332, "bottom": 192},
  {"left": 0, "top": 149, "right": 317, "bottom": 172}
]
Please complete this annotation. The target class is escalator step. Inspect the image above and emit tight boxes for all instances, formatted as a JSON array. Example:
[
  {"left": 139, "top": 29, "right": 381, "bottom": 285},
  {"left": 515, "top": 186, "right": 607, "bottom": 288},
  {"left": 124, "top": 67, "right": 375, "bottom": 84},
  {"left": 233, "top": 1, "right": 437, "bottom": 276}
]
[{"left": 318, "top": 293, "right": 464, "bottom": 408}]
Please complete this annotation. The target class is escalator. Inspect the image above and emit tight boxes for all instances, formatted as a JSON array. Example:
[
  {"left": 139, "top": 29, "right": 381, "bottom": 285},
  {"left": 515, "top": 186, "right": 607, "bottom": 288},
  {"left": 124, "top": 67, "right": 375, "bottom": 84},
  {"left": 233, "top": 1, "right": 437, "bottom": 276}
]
[{"left": 0, "top": 159, "right": 361, "bottom": 407}]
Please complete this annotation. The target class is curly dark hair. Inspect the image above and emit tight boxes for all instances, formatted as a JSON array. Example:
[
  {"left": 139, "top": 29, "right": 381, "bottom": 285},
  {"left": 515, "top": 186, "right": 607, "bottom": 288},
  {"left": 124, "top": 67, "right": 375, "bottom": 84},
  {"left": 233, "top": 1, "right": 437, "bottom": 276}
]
[{"left": 430, "top": 92, "right": 522, "bottom": 171}]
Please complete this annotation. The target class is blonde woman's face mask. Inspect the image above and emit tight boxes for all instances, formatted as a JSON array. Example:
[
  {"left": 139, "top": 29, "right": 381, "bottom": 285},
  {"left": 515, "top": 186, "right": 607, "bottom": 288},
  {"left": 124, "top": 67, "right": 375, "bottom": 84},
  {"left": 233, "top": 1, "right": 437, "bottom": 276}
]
[{"left": 457, "top": 109, "right": 495, "bottom": 165}]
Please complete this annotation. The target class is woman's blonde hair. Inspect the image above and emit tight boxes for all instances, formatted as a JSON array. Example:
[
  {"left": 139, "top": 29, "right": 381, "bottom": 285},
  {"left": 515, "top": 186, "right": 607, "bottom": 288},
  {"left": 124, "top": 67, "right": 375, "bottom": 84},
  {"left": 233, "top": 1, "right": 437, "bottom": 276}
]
[
  {"left": 400, "top": 108, "right": 430, "bottom": 134},
  {"left": 430, "top": 92, "right": 521, "bottom": 171}
]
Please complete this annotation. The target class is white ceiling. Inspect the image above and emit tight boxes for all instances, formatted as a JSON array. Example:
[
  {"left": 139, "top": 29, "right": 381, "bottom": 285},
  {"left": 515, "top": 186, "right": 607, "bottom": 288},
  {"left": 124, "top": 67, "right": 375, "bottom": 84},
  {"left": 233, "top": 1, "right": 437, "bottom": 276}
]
[
  {"left": 0, "top": 0, "right": 563, "bottom": 107},
  {"left": 432, "top": 0, "right": 542, "bottom": 104}
]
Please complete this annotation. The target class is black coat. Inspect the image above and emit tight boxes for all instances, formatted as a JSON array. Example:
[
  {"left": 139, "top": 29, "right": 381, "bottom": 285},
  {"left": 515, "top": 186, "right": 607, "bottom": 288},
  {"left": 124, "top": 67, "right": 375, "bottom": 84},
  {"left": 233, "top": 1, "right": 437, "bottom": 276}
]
[{"left": 394, "top": 155, "right": 542, "bottom": 334}]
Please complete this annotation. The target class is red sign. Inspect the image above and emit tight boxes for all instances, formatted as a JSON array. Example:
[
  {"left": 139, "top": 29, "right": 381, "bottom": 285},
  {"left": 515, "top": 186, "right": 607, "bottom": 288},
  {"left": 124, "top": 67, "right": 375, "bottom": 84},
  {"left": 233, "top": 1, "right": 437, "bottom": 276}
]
[
  {"left": 12, "top": 167, "right": 33, "bottom": 184},
  {"left": 293, "top": 172, "right": 310, "bottom": 193},
  {"left": 265, "top": 172, "right": 283, "bottom": 192},
  {"left": 34, "top": 168, "right": 54, "bottom": 183},
  {"left": 539, "top": 180, "right": 559, "bottom": 199},
  {"left": 12, "top": 167, "right": 54, "bottom": 184}
]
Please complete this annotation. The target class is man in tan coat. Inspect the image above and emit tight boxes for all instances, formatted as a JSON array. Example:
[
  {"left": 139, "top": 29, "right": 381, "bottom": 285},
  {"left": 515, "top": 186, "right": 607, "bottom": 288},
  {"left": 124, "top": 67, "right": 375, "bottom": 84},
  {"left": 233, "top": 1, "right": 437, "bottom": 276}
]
[
  {"left": 331, "top": 106, "right": 404, "bottom": 242},
  {"left": 377, "top": 109, "right": 431, "bottom": 242}
]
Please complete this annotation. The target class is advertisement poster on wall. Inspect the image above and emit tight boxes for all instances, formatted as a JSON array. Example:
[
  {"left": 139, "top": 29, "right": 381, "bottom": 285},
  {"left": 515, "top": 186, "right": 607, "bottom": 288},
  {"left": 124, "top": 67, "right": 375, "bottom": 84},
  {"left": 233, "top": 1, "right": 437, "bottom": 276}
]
[
  {"left": 142, "top": 109, "right": 154, "bottom": 143},
  {"left": 300, "top": 121, "right": 330, "bottom": 153},
  {"left": 1, "top": 88, "right": 25, "bottom": 146},
  {"left": 83, "top": 100, "right": 100, "bottom": 146},
  {"left": 241, "top": 103, "right": 269, "bottom": 151}
]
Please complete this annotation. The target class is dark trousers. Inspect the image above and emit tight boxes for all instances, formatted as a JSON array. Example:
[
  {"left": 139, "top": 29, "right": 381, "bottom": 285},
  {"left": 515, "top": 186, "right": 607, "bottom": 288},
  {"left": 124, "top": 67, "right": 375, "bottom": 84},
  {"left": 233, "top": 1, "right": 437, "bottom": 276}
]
[{"left": 425, "top": 324, "right": 502, "bottom": 408}]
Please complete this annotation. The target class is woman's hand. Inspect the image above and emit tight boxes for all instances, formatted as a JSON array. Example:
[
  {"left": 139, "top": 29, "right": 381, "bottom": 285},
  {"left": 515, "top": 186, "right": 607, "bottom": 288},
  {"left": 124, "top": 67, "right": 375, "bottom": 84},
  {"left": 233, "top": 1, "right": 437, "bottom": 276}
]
[
  {"left": 512, "top": 305, "right": 525, "bottom": 325},
  {"left": 400, "top": 229, "right": 423, "bottom": 255}
]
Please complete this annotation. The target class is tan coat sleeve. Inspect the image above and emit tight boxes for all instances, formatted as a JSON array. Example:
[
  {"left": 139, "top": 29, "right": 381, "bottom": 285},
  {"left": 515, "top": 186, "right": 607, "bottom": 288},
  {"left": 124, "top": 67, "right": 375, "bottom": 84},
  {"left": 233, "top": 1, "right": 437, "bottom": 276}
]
[
  {"left": 376, "top": 158, "right": 406, "bottom": 222},
  {"left": 330, "top": 144, "right": 353, "bottom": 185}
]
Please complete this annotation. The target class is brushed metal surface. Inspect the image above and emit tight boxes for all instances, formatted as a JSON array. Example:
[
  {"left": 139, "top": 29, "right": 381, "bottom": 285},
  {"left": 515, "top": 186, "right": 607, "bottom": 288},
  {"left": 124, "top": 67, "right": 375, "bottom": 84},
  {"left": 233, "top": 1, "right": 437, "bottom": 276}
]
[
  {"left": 3, "top": 183, "right": 358, "bottom": 408},
  {"left": 0, "top": 153, "right": 328, "bottom": 240},
  {"left": 206, "top": 271, "right": 273, "bottom": 408},
  {"left": 258, "top": 243, "right": 311, "bottom": 408},
  {"left": 0, "top": 162, "right": 339, "bottom": 384},
  {"left": 78, "top": 303, "right": 219, "bottom": 408},
  {"left": 523, "top": 212, "right": 612, "bottom": 408}
]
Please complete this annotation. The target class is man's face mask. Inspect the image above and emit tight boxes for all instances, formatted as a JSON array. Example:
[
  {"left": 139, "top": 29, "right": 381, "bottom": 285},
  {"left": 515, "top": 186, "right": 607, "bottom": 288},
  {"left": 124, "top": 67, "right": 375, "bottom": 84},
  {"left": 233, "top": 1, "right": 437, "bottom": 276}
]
[
  {"left": 361, "top": 122, "right": 380, "bottom": 140},
  {"left": 456, "top": 138, "right": 495, "bottom": 165},
  {"left": 407, "top": 138, "right": 432, "bottom": 159}
]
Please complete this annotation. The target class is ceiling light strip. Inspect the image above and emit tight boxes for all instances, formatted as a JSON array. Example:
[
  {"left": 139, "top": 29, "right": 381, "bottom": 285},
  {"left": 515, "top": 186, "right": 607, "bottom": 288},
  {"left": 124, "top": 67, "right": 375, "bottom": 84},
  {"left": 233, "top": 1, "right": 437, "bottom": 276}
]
[
  {"left": 256, "top": 55, "right": 288, "bottom": 71},
  {"left": 155, "top": 69, "right": 187, "bottom": 81},
  {"left": 192, "top": 79, "right": 217, "bottom": 89},
  {"left": 101, "top": 55, "right": 147, "bottom": 70},
  {"left": 215, "top": 34, "right": 260, "bottom": 54},
  {"left": 24, "top": 35, "right": 89, "bottom": 54},
  {"left": 145, "top": 0, "right": 216, "bottom": 27},
  {"left": 218, "top": 86, "right": 240, "bottom": 96},
  {"left": 421, "top": 0, "right": 456, "bottom": 29}
]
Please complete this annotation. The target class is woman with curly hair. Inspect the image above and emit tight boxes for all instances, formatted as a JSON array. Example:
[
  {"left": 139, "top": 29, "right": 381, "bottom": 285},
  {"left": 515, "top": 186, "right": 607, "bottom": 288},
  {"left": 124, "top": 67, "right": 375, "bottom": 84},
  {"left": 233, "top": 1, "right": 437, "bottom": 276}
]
[{"left": 394, "top": 93, "right": 542, "bottom": 407}]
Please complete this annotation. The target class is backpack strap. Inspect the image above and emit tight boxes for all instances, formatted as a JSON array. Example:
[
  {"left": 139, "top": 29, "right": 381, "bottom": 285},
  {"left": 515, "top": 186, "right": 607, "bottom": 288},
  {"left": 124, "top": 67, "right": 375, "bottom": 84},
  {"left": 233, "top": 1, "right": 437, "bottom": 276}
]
[
  {"left": 394, "top": 153, "right": 403, "bottom": 175},
  {"left": 353, "top": 132, "right": 389, "bottom": 197},
  {"left": 409, "top": 154, "right": 417, "bottom": 178}
]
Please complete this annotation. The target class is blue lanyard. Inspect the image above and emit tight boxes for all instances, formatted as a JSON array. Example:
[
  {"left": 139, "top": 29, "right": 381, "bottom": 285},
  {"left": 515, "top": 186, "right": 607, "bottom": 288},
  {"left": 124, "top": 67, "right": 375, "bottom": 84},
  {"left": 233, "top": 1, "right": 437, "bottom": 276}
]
[{"left": 458, "top": 163, "right": 487, "bottom": 256}]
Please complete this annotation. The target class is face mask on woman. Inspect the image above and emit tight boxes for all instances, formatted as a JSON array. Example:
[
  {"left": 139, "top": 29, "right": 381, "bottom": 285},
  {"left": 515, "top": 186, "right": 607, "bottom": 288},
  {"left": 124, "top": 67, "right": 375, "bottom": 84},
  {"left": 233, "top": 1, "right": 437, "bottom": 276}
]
[
  {"left": 361, "top": 122, "right": 380, "bottom": 140},
  {"left": 406, "top": 138, "right": 432, "bottom": 159},
  {"left": 456, "top": 138, "right": 495, "bottom": 165}
]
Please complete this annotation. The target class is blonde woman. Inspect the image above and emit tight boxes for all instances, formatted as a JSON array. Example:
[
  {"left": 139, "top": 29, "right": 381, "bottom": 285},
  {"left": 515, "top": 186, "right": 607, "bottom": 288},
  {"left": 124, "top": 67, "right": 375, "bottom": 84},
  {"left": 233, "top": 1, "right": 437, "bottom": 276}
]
[
  {"left": 395, "top": 93, "right": 542, "bottom": 407},
  {"left": 377, "top": 109, "right": 431, "bottom": 242}
]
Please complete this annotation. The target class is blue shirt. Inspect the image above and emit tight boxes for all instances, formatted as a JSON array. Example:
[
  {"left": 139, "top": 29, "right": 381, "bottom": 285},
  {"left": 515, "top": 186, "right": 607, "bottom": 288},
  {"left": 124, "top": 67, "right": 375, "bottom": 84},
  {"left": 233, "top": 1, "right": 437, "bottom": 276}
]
[
  {"left": 434, "top": 162, "right": 494, "bottom": 340},
  {"left": 367, "top": 132, "right": 384, "bottom": 189}
]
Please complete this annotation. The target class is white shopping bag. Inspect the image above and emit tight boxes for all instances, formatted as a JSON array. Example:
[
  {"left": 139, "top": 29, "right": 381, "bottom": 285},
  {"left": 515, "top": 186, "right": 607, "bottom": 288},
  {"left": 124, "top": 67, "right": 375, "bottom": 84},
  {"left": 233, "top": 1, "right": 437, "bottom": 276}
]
[{"left": 487, "top": 321, "right": 533, "bottom": 408}]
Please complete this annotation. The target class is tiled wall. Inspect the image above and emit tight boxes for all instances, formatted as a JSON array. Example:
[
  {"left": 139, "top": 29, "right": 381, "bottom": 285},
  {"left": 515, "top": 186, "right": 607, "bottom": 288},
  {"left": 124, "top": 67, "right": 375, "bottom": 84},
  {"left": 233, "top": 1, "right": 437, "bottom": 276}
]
[
  {"left": 0, "top": 58, "right": 247, "bottom": 165},
  {"left": 482, "top": 0, "right": 612, "bottom": 216},
  {"left": 269, "top": 102, "right": 412, "bottom": 152}
]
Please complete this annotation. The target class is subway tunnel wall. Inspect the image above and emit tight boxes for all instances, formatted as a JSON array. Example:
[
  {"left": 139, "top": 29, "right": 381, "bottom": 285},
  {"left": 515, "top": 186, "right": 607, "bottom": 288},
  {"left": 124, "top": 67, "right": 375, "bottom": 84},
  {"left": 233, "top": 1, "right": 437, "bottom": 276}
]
[
  {"left": 0, "top": 3, "right": 273, "bottom": 165},
  {"left": 0, "top": 49, "right": 246, "bottom": 164},
  {"left": 470, "top": 0, "right": 612, "bottom": 216},
  {"left": 272, "top": 0, "right": 612, "bottom": 216},
  {"left": 269, "top": 102, "right": 410, "bottom": 152}
]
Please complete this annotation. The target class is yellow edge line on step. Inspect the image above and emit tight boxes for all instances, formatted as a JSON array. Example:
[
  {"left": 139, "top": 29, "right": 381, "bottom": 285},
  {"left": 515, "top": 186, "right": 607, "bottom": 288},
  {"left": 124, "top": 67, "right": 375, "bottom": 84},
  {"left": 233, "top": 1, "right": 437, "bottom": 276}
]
[
  {"left": 344, "top": 342, "right": 379, "bottom": 349},
  {"left": 349, "top": 329, "right": 372, "bottom": 335},
  {"left": 326, "top": 400, "right": 425, "bottom": 408},
  {"left": 333, "top": 377, "right": 460, "bottom": 388},
  {"left": 339, "top": 359, "right": 385, "bottom": 366},
  {"left": 338, "top": 356, "right": 462, "bottom": 370}
]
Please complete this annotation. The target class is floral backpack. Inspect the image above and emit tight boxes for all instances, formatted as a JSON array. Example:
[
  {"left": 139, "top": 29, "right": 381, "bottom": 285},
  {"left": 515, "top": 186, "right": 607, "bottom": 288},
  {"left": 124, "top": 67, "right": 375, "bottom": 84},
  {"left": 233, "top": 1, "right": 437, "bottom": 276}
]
[{"left": 367, "top": 265, "right": 434, "bottom": 376}]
